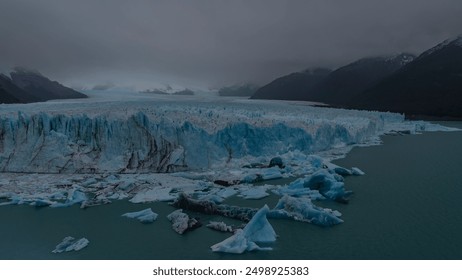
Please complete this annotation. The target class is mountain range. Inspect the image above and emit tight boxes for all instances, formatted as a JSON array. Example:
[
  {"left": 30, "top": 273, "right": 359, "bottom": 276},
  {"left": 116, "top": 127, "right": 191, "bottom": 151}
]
[
  {"left": 0, "top": 68, "right": 86, "bottom": 104},
  {"left": 252, "top": 36, "right": 462, "bottom": 119}
]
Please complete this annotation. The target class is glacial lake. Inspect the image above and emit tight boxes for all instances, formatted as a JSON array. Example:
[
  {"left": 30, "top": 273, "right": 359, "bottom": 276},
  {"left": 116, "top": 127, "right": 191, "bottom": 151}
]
[{"left": 1, "top": 122, "right": 462, "bottom": 260}]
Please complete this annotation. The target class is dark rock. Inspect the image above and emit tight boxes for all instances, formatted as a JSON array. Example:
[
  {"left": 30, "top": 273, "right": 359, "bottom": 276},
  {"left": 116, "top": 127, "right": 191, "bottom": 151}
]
[
  {"left": 269, "top": 157, "right": 284, "bottom": 168},
  {"left": 171, "top": 193, "right": 258, "bottom": 222}
]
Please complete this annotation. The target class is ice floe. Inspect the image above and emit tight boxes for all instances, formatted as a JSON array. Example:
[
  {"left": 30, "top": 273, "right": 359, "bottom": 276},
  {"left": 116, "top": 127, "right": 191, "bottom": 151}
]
[
  {"left": 52, "top": 236, "right": 89, "bottom": 253},
  {"left": 122, "top": 208, "right": 158, "bottom": 223}
]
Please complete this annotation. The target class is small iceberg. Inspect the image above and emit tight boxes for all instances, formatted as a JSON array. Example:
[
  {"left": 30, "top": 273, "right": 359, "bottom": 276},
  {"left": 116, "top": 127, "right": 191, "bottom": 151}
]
[
  {"left": 122, "top": 208, "right": 158, "bottom": 223},
  {"left": 52, "top": 236, "right": 89, "bottom": 253},
  {"left": 238, "top": 186, "right": 270, "bottom": 200},
  {"left": 295, "top": 169, "right": 352, "bottom": 203},
  {"left": 167, "top": 209, "right": 201, "bottom": 234},
  {"left": 49, "top": 188, "right": 87, "bottom": 208},
  {"left": 211, "top": 205, "right": 276, "bottom": 254}
]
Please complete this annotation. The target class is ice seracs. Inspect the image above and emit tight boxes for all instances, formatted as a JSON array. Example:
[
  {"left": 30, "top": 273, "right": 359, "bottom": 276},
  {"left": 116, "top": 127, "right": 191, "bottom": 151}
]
[{"left": 211, "top": 205, "right": 276, "bottom": 254}]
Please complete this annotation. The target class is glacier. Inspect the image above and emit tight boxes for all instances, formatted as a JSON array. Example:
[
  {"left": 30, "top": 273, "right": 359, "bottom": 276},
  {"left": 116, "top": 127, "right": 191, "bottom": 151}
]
[
  {"left": 0, "top": 96, "right": 436, "bottom": 174},
  {"left": 0, "top": 92, "right": 459, "bottom": 254}
]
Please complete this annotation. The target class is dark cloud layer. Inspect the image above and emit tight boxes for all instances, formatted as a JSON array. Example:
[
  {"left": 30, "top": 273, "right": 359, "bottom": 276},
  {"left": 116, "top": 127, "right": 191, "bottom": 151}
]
[{"left": 1, "top": 0, "right": 461, "bottom": 88}]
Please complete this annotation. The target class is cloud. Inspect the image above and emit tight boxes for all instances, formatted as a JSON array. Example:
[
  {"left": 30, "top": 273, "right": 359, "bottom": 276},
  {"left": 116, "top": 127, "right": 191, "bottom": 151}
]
[{"left": 1, "top": 0, "right": 461, "bottom": 88}]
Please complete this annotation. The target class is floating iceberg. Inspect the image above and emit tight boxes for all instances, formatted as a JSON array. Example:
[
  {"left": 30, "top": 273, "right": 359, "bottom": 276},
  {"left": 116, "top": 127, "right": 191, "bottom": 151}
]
[
  {"left": 292, "top": 170, "right": 352, "bottom": 203},
  {"left": 211, "top": 205, "right": 276, "bottom": 254},
  {"left": 122, "top": 208, "right": 158, "bottom": 223},
  {"left": 167, "top": 209, "right": 201, "bottom": 234},
  {"left": 49, "top": 188, "right": 87, "bottom": 208},
  {"left": 52, "top": 236, "right": 89, "bottom": 253},
  {"left": 171, "top": 193, "right": 258, "bottom": 222},
  {"left": 237, "top": 185, "right": 270, "bottom": 200},
  {"left": 269, "top": 195, "right": 343, "bottom": 226}
]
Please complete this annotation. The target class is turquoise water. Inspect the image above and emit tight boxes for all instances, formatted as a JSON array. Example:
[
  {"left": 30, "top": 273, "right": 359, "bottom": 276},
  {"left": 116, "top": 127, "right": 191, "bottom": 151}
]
[{"left": 1, "top": 122, "right": 462, "bottom": 259}]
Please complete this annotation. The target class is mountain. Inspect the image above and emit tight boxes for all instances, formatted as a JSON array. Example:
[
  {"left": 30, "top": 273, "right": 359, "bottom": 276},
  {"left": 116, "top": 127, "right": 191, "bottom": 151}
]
[
  {"left": 0, "top": 74, "right": 21, "bottom": 103},
  {"left": 351, "top": 37, "right": 462, "bottom": 118},
  {"left": 218, "top": 84, "right": 259, "bottom": 97},
  {"left": 251, "top": 55, "right": 415, "bottom": 105},
  {"left": 0, "top": 73, "right": 40, "bottom": 103},
  {"left": 310, "top": 54, "right": 415, "bottom": 106},
  {"left": 251, "top": 68, "right": 331, "bottom": 100},
  {"left": 9, "top": 68, "right": 87, "bottom": 102}
]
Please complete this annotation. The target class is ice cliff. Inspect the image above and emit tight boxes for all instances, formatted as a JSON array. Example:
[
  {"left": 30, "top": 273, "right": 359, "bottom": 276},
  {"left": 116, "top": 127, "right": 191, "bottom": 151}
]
[{"left": 0, "top": 100, "right": 408, "bottom": 174}]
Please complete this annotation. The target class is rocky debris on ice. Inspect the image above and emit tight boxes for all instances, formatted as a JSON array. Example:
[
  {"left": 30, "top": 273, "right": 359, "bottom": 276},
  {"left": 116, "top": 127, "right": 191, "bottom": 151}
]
[
  {"left": 268, "top": 195, "right": 343, "bottom": 226},
  {"left": 122, "top": 208, "right": 158, "bottom": 223},
  {"left": 211, "top": 205, "right": 276, "bottom": 254},
  {"left": 171, "top": 193, "right": 258, "bottom": 222},
  {"left": 167, "top": 209, "right": 201, "bottom": 234},
  {"left": 206, "top": 221, "right": 234, "bottom": 233},
  {"left": 52, "top": 236, "right": 89, "bottom": 253},
  {"left": 269, "top": 157, "right": 285, "bottom": 168}
]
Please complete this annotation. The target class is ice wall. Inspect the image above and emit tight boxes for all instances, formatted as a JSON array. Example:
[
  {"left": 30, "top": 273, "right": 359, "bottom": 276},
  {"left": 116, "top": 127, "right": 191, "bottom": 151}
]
[{"left": 0, "top": 103, "right": 403, "bottom": 174}]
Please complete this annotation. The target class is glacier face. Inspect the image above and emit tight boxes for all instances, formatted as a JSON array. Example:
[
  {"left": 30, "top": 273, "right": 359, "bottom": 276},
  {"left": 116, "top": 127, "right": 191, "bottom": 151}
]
[{"left": 0, "top": 98, "right": 409, "bottom": 174}]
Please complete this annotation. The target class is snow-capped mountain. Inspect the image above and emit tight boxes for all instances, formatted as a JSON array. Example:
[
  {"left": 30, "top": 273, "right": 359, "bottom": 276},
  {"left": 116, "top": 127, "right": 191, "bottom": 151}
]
[
  {"left": 310, "top": 53, "right": 416, "bottom": 105},
  {"left": 251, "top": 54, "right": 415, "bottom": 105},
  {"left": 353, "top": 36, "right": 462, "bottom": 118}
]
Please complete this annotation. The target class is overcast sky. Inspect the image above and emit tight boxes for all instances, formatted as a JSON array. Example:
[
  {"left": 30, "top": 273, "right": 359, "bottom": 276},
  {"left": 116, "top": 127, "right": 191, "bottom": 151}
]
[{"left": 1, "top": 0, "right": 461, "bottom": 89}]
